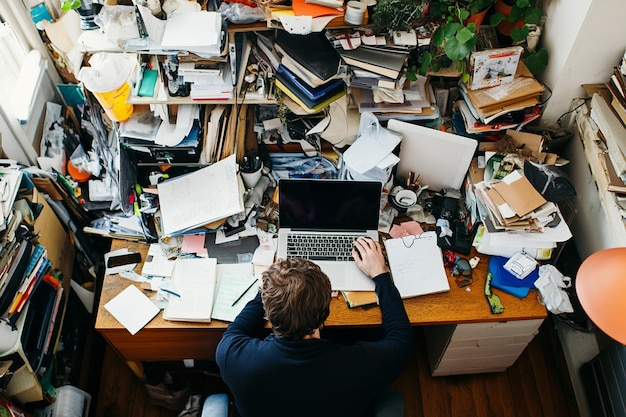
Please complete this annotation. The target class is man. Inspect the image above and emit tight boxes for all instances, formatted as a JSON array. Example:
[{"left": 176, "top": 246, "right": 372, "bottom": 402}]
[{"left": 216, "top": 237, "right": 415, "bottom": 417}]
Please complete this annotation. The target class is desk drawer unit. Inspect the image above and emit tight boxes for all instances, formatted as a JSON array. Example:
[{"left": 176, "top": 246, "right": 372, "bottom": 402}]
[{"left": 424, "top": 319, "right": 543, "bottom": 376}]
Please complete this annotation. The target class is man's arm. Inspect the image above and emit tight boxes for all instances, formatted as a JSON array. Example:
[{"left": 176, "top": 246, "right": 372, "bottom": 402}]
[
  {"left": 216, "top": 291, "right": 266, "bottom": 369},
  {"left": 353, "top": 238, "right": 415, "bottom": 355},
  {"left": 374, "top": 272, "right": 415, "bottom": 354},
  {"left": 223, "top": 291, "right": 266, "bottom": 338}
]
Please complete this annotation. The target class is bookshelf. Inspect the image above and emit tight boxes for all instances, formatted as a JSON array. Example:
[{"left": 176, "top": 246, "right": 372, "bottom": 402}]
[{"left": 0, "top": 189, "right": 75, "bottom": 404}]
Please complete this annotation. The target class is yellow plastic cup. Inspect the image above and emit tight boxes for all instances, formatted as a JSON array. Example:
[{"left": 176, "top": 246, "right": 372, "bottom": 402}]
[
  {"left": 78, "top": 53, "right": 134, "bottom": 122},
  {"left": 91, "top": 81, "right": 133, "bottom": 122}
]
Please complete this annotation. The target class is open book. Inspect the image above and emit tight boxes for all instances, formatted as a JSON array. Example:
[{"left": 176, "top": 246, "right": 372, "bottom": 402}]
[{"left": 163, "top": 257, "right": 218, "bottom": 323}]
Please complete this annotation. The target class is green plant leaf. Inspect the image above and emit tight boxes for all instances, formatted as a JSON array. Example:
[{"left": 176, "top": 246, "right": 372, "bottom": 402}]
[
  {"left": 524, "top": 47, "right": 549, "bottom": 75},
  {"left": 432, "top": 26, "right": 445, "bottom": 47},
  {"left": 456, "top": 26, "right": 475, "bottom": 44},
  {"left": 524, "top": 7, "right": 542, "bottom": 24},
  {"left": 489, "top": 12, "right": 505, "bottom": 26},
  {"left": 419, "top": 50, "right": 433, "bottom": 75},
  {"left": 461, "top": 72, "right": 470, "bottom": 84},
  {"left": 443, "top": 22, "right": 461, "bottom": 39},
  {"left": 509, "top": 6, "right": 524, "bottom": 21},
  {"left": 444, "top": 38, "right": 461, "bottom": 60},
  {"left": 516, "top": 0, "right": 530, "bottom": 7},
  {"left": 444, "top": 34, "right": 476, "bottom": 61},
  {"left": 510, "top": 25, "right": 530, "bottom": 42}
]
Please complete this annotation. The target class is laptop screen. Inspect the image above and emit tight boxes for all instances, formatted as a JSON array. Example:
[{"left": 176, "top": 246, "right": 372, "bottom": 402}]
[{"left": 278, "top": 179, "right": 381, "bottom": 231}]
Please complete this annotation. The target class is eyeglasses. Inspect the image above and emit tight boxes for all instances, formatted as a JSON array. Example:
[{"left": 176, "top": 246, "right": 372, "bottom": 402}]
[
  {"left": 484, "top": 273, "right": 504, "bottom": 314},
  {"left": 452, "top": 257, "right": 473, "bottom": 288}
]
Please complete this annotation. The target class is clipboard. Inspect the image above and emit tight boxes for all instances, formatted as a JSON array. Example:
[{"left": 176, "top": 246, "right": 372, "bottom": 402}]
[{"left": 383, "top": 231, "right": 450, "bottom": 299}]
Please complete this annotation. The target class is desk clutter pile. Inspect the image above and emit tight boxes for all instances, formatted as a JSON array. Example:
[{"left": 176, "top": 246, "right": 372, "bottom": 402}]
[{"left": 27, "top": 1, "right": 579, "bottom": 318}]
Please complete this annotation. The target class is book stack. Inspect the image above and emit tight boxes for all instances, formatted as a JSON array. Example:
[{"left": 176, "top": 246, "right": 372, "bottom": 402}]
[
  {"left": 350, "top": 75, "right": 439, "bottom": 122},
  {"left": 327, "top": 29, "right": 411, "bottom": 85},
  {"left": 176, "top": 59, "right": 233, "bottom": 100},
  {"left": 275, "top": 64, "right": 345, "bottom": 114},
  {"left": 3, "top": 243, "right": 53, "bottom": 323},
  {"left": 589, "top": 92, "right": 626, "bottom": 191},
  {"left": 458, "top": 61, "right": 544, "bottom": 131},
  {"left": 606, "top": 66, "right": 626, "bottom": 127},
  {"left": 274, "top": 31, "right": 345, "bottom": 113},
  {"left": 337, "top": 45, "right": 408, "bottom": 80}
]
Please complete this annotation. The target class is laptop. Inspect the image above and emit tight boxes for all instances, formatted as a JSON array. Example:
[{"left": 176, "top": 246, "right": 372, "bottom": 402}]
[{"left": 277, "top": 179, "right": 381, "bottom": 291}]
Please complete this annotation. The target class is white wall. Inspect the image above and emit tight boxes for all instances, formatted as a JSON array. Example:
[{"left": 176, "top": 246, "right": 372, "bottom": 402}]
[
  {"left": 540, "top": 0, "right": 626, "bottom": 124},
  {"left": 0, "top": 0, "right": 61, "bottom": 165}
]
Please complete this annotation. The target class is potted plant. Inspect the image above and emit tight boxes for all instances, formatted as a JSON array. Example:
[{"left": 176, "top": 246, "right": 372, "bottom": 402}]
[
  {"left": 417, "top": 1, "right": 493, "bottom": 82},
  {"left": 489, "top": 0, "right": 542, "bottom": 40},
  {"left": 489, "top": 0, "right": 548, "bottom": 76}
]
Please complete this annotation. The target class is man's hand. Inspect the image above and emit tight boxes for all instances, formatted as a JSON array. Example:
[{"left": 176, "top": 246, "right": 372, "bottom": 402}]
[{"left": 352, "top": 237, "right": 389, "bottom": 279}]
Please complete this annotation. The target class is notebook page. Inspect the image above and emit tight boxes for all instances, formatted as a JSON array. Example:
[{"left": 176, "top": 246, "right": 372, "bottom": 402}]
[
  {"left": 163, "top": 257, "right": 217, "bottom": 322},
  {"left": 384, "top": 231, "right": 450, "bottom": 298}
]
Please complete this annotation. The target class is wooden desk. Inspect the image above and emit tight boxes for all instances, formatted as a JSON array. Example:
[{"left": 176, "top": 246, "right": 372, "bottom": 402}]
[{"left": 95, "top": 239, "right": 547, "bottom": 374}]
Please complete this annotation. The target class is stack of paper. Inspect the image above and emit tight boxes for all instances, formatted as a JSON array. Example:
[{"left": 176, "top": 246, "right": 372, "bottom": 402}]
[
  {"left": 458, "top": 61, "right": 545, "bottom": 126},
  {"left": 473, "top": 170, "right": 550, "bottom": 232},
  {"left": 157, "top": 155, "right": 244, "bottom": 236},
  {"left": 125, "top": 8, "right": 223, "bottom": 58}
]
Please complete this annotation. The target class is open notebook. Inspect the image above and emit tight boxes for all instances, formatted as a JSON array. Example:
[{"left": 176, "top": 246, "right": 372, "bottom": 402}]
[{"left": 384, "top": 231, "right": 450, "bottom": 298}]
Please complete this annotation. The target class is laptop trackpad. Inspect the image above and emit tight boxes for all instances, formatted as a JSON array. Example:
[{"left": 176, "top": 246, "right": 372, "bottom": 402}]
[{"left": 313, "top": 261, "right": 376, "bottom": 291}]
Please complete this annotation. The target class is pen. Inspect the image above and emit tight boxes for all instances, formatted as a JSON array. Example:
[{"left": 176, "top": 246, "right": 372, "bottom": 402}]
[
  {"left": 231, "top": 278, "right": 258, "bottom": 307},
  {"left": 160, "top": 287, "right": 181, "bottom": 298}
]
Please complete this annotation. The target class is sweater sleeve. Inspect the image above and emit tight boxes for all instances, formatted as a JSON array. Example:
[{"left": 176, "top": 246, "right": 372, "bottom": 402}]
[
  {"left": 216, "top": 291, "right": 266, "bottom": 368},
  {"left": 373, "top": 272, "right": 415, "bottom": 358}
]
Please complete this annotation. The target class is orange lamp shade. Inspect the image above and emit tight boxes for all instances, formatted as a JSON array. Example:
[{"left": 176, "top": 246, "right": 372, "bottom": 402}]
[{"left": 576, "top": 247, "right": 626, "bottom": 345}]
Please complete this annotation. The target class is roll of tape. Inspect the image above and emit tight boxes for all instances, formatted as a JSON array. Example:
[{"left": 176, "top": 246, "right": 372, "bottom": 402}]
[
  {"left": 388, "top": 188, "right": 417, "bottom": 214},
  {"left": 344, "top": 1, "right": 366, "bottom": 25}
]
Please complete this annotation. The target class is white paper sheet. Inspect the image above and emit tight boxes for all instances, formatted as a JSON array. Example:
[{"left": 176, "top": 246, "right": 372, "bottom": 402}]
[
  {"left": 157, "top": 155, "right": 243, "bottom": 236},
  {"left": 104, "top": 285, "right": 160, "bottom": 335}
]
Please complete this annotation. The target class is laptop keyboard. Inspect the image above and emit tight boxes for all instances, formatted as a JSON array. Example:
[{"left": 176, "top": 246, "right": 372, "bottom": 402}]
[{"left": 286, "top": 233, "right": 368, "bottom": 261}]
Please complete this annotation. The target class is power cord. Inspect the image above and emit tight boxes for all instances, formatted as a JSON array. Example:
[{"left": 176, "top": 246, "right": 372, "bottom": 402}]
[{"left": 556, "top": 97, "right": 590, "bottom": 127}]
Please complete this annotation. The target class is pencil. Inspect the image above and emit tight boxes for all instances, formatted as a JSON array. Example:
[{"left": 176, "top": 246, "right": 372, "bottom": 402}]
[
  {"left": 160, "top": 287, "right": 181, "bottom": 298},
  {"left": 231, "top": 278, "right": 258, "bottom": 307}
]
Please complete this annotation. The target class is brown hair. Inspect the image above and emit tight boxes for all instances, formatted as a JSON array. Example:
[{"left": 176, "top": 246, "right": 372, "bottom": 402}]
[{"left": 261, "top": 258, "right": 332, "bottom": 339}]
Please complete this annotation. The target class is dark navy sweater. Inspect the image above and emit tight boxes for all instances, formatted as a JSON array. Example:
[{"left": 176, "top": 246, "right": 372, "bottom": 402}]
[{"left": 216, "top": 272, "right": 415, "bottom": 417}]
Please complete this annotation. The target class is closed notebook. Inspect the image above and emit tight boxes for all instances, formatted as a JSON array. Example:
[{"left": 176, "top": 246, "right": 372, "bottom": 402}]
[
  {"left": 337, "top": 47, "right": 408, "bottom": 79},
  {"left": 275, "top": 67, "right": 345, "bottom": 109},
  {"left": 275, "top": 79, "right": 346, "bottom": 114},
  {"left": 276, "top": 64, "right": 345, "bottom": 102},
  {"left": 275, "top": 31, "right": 341, "bottom": 82}
]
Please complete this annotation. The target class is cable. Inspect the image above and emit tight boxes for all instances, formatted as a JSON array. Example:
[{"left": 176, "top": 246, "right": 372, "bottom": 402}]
[{"left": 556, "top": 97, "right": 590, "bottom": 127}]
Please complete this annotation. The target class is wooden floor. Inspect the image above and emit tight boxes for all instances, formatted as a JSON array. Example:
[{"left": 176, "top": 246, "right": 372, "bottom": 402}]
[{"left": 91, "top": 315, "right": 580, "bottom": 417}]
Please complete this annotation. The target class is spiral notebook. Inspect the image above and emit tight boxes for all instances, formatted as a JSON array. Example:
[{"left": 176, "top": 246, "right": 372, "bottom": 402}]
[{"left": 383, "top": 231, "right": 450, "bottom": 299}]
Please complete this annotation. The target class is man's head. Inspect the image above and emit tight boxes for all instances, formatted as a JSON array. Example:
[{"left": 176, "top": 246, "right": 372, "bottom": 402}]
[{"left": 261, "top": 258, "right": 332, "bottom": 340}]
